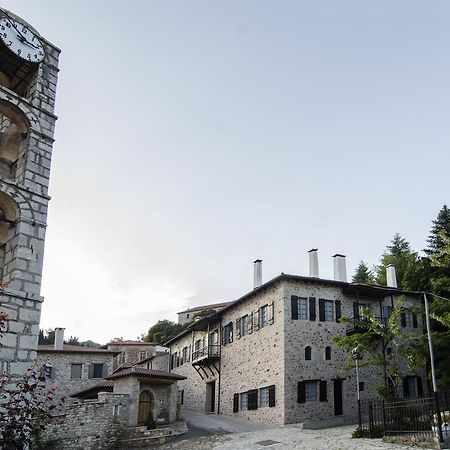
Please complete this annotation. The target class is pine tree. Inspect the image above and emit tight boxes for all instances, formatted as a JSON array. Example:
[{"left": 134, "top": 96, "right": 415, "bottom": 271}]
[
  {"left": 425, "top": 205, "right": 450, "bottom": 256},
  {"left": 352, "top": 261, "right": 375, "bottom": 284}
]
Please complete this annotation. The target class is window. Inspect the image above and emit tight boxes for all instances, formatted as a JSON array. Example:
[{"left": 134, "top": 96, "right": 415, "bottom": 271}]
[
  {"left": 239, "top": 392, "right": 248, "bottom": 411},
  {"left": 139, "top": 351, "right": 147, "bottom": 361},
  {"left": 113, "top": 405, "right": 121, "bottom": 416},
  {"left": 223, "top": 322, "right": 233, "bottom": 345},
  {"left": 92, "top": 363, "right": 104, "bottom": 378},
  {"left": 383, "top": 305, "right": 393, "bottom": 319},
  {"left": 259, "top": 387, "right": 269, "bottom": 407},
  {"left": 260, "top": 305, "right": 268, "bottom": 328},
  {"left": 325, "top": 346, "right": 331, "bottom": 361},
  {"left": 305, "top": 381, "right": 318, "bottom": 402},
  {"left": 359, "top": 382, "right": 365, "bottom": 392},
  {"left": 118, "top": 353, "right": 125, "bottom": 364},
  {"left": 241, "top": 315, "right": 249, "bottom": 336},
  {"left": 186, "top": 313, "right": 190, "bottom": 319},
  {"left": 324, "top": 301, "right": 334, "bottom": 321},
  {"left": 298, "top": 298, "right": 308, "bottom": 320},
  {"left": 70, "top": 364, "right": 82, "bottom": 379},
  {"left": 182, "top": 347, "right": 187, "bottom": 365},
  {"left": 305, "top": 346, "right": 312, "bottom": 361},
  {"left": 404, "top": 312, "right": 413, "bottom": 328},
  {"left": 403, "top": 376, "right": 418, "bottom": 398}
]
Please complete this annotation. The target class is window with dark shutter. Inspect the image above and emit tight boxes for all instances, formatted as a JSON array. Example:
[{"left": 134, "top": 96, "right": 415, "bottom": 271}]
[
  {"left": 181, "top": 389, "right": 184, "bottom": 405},
  {"left": 233, "top": 393, "right": 239, "bottom": 413},
  {"left": 297, "top": 381, "right": 306, "bottom": 403},
  {"left": 236, "top": 317, "right": 241, "bottom": 339},
  {"left": 247, "top": 389, "right": 258, "bottom": 410},
  {"left": 319, "top": 381, "right": 327, "bottom": 401},
  {"left": 412, "top": 313, "right": 418, "bottom": 328},
  {"left": 325, "top": 346, "right": 331, "bottom": 360},
  {"left": 88, "top": 363, "right": 94, "bottom": 379},
  {"left": 319, "top": 299, "right": 326, "bottom": 322},
  {"left": 268, "top": 385, "right": 275, "bottom": 407},
  {"left": 335, "top": 300, "right": 341, "bottom": 323},
  {"left": 401, "top": 312, "right": 406, "bottom": 328},
  {"left": 291, "top": 296, "right": 298, "bottom": 320},
  {"left": 309, "top": 297, "right": 316, "bottom": 321}
]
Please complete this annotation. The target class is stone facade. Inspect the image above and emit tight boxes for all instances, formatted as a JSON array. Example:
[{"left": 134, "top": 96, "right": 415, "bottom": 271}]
[
  {"left": 167, "top": 274, "right": 425, "bottom": 426},
  {"left": 177, "top": 301, "right": 233, "bottom": 325},
  {"left": 105, "top": 340, "right": 159, "bottom": 370},
  {"left": 42, "top": 393, "right": 129, "bottom": 450},
  {"left": 0, "top": 9, "right": 60, "bottom": 377},
  {"left": 36, "top": 345, "right": 118, "bottom": 403}
]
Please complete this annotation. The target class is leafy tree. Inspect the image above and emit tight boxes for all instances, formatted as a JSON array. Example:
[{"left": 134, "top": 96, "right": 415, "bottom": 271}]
[
  {"left": 352, "top": 261, "right": 375, "bottom": 284},
  {"left": 142, "top": 320, "right": 185, "bottom": 344},
  {"left": 333, "top": 302, "right": 421, "bottom": 400},
  {"left": 375, "top": 234, "right": 421, "bottom": 290}
]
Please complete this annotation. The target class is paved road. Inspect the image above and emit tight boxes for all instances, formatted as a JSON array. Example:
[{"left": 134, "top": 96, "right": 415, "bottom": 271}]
[{"left": 166, "top": 411, "right": 433, "bottom": 450}]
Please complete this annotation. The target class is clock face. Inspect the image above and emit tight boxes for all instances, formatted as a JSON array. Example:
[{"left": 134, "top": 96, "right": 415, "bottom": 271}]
[{"left": 0, "top": 16, "right": 45, "bottom": 63}]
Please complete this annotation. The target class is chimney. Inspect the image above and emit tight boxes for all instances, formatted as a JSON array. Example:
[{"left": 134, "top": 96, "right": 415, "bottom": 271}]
[
  {"left": 332, "top": 254, "right": 347, "bottom": 282},
  {"left": 54, "top": 327, "right": 65, "bottom": 351},
  {"left": 386, "top": 264, "right": 398, "bottom": 288},
  {"left": 253, "top": 259, "right": 262, "bottom": 289},
  {"left": 308, "top": 249, "right": 319, "bottom": 277}
]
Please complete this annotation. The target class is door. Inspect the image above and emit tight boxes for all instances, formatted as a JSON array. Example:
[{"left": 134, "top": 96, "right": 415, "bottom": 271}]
[
  {"left": 206, "top": 381, "right": 215, "bottom": 413},
  {"left": 138, "top": 390, "right": 153, "bottom": 425},
  {"left": 333, "top": 379, "right": 343, "bottom": 416}
]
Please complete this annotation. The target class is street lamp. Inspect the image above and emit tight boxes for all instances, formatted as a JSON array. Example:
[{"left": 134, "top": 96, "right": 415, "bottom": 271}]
[{"left": 352, "top": 346, "right": 363, "bottom": 428}]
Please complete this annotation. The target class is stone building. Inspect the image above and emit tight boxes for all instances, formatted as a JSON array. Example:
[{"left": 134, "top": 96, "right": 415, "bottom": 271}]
[
  {"left": 166, "top": 253, "right": 425, "bottom": 426},
  {"left": 177, "top": 301, "right": 233, "bottom": 325},
  {"left": 0, "top": 8, "right": 60, "bottom": 377}
]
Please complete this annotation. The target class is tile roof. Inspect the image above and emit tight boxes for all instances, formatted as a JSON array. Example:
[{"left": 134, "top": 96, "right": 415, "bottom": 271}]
[
  {"left": 37, "top": 344, "right": 120, "bottom": 354},
  {"left": 106, "top": 367, "right": 186, "bottom": 381},
  {"left": 71, "top": 381, "right": 114, "bottom": 398},
  {"left": 177, "top": 301, "right": 233, "bottom": 314}
]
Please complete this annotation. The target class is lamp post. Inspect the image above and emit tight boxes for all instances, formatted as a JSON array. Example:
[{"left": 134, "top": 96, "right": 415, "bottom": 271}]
[{"left": 352, "top": 346, "right": 363, "bottom": 428}]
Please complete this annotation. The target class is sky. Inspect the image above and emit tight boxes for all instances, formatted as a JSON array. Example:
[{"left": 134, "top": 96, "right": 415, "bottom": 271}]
[{"left": 3, "top": 1, "right": 450, "bottom": 343}]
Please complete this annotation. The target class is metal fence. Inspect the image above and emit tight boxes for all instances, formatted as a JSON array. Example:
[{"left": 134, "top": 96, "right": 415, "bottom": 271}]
[{"left": 360, "top": 393, "right": 450, "bottom": 440}]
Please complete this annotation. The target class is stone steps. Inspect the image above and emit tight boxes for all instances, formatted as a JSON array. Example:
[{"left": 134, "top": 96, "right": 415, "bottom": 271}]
[{"left": 120, "top": 421, "right": 188, "bottom": 448}]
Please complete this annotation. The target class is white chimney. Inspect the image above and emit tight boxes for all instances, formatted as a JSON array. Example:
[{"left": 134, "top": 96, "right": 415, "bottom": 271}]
[
  {"left": 54, "top": 327, "right": 65, "bottom": 351},
  {"left": 386, "top": 264, "right": 397, "bottom": 288},
  {"left": 333, "top": 254, "right": 347, "bottom": 282},
  {"left": 308, "top": 249, "right": 319, "bottom": 277},
  {"left": 253, "top": 259, "right": 262, "bottom": 289}
]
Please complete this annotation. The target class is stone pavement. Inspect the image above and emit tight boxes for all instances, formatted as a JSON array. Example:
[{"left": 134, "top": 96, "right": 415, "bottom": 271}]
[{"left": 166, "top": 425, "right": 432, "bottom": 450}]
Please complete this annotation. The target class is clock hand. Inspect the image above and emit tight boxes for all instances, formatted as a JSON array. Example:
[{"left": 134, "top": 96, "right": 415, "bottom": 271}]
[{"left": 16, "top": 33, "right": 40, "bottom": 50}]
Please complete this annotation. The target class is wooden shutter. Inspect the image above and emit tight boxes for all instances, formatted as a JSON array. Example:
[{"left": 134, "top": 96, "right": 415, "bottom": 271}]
[
  {"left": 268, "top": 301, "right": 274, "bottom": 325},
  {"left": 254, "top": 309, "right": 260, "bottom": 331},
  {"left": 319, "top": 381, "right": 327, "bottom": 401},
  {"left": 268, "top": 385, "right": 276, "bottom": 407},
  {"left": 309, "top": 297, "right": 316, "bottom": 321},
  {"left": 319, "top": 299, "right": 325, "bottom": 322},
  {"left": 247, "top": 389, "right": 258, "bottom": 410},
  {"left": 353, "top": 302, "right": 359, "bottom": 319},
  {"left": 401, "top": 312, "right": 406, "bottom": 327},
  {"left": 233, "top": 393, "right": 239, "bottom": 413},
  {"left": 403, "top": 377, "right": 410, "bottom": 397},
  {"left": 412, "top": 312, "right": 418, "bottom": 328},
  {"left": 417, "top": 376, "right": 423, "bottom": 397},
  {"left": 236, "top": 317, "right": 241, "bottom": 339},
  {"left": 291, "top": 296, "right": 298, "bottom": 320},
  {"left": 335, "top": 300, "right": 342, "bottom": 323},
  {"left": 229, "top": 322, "right": 234, "bottom": 343},
  {"left": 221, "top": 326, "right": 226, "bottom": 346},
  {"left": 187, "top": 345, "right": 191, "bottom": 362},
  {"left": 248, "top": 312, "right": 253, "bottom": 334},
  {"left": 181, "top": 389, "right": 184, "bottom": 405},
  {"left": 102, "top": 364, "right": 108, "bottom": 378},
  {"left": 297, "top": 381, "right": 305, "bottom": 403},
  {"left": 88, "top": 363, "right": 93, "bottom": 379}
]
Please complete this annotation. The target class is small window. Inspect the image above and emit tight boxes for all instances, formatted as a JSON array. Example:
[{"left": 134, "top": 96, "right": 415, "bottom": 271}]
[
  {"left": 70, "top": 364, "right": 82, "bottom": 379},
  {"left": 186, "top": 313, "right": 190, "bottom": 319},
  {"left": 223, "top": 322, "right": 233, "bottom": 345},
  {"left": 118, "top": 353, "right": 125, "bottom": 364},
  {"left": 92, "top": 363, "right": 104, "bottom": 378},
  {"left": 139, "top": 351, "right": 147, "bottom": 361},
  {"left": 404, "top": 312, "right": 413, "bottom": 328},
  {"left": 325, "top": 346, "right": 331, "bottom": 361},
  {"left": 259, "top": 387, "right": 270, "bottom": 407},
  {"left": 305, "top": 381, "right": 318, "bottom": 402},
  {"left": 324, "top": 301, "right": 334, "bottom": 322},
  {"left": 260, "top": 305, "right": 269, "bottom": 328},
  {"left": 359, "top": 382, "right": 365, "bottom": 392},
  {"left": 239, "top": 392, "right": 248, "bottom": 410},
  {"left": 113, "top": 405, "right": 120, "bottom": 416},
  {"left": 305, "top": 346, "right": 312, "bottom": 361}
]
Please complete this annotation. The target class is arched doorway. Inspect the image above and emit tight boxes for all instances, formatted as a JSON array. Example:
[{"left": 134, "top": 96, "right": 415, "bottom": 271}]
[{"left": 138, "top": 390, "right": 153, "bottom": 426}]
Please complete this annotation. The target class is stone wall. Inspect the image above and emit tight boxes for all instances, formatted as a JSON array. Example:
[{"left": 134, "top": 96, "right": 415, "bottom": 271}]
[{"left": 42, "top": 393, "right": 129, "bottom": 450}]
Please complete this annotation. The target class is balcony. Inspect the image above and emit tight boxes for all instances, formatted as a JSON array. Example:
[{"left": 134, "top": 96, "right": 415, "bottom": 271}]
[
  {"left": 346, "top": 316, "right": 388, "bottom": 336},
  {"left": 191, "top": 345, "right": 221, "bottom": 380},
  {"left": 192, "top": 344, "right": 221, "bottom": 361}
]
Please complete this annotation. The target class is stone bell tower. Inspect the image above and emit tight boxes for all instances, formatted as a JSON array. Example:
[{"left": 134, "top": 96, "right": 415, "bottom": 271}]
[{"left": 0, "top": 9, "right": 60, "bottom": 376}]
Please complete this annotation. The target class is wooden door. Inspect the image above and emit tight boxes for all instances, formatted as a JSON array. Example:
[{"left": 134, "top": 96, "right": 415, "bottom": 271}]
[
  {"left": 333, "top": 379, "right": 343, "bottom": 416},
  {"left": 138, "top": 390, "right": 152, "bottom": 426}
]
